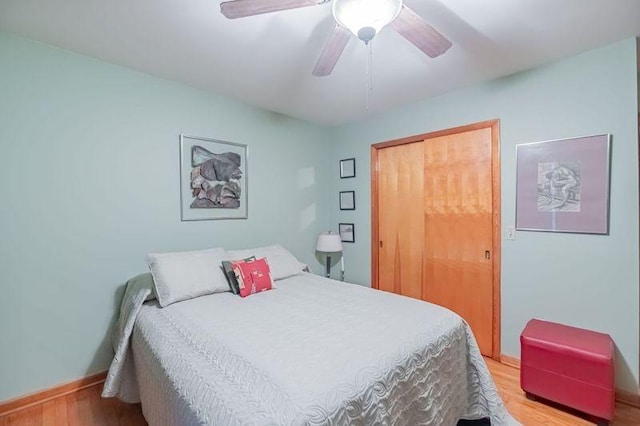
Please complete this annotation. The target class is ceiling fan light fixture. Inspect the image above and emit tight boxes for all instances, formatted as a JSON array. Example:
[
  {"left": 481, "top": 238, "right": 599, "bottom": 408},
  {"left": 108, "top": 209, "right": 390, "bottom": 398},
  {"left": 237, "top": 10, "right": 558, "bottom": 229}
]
[{"left": 332, "top": 0, "right": 403, "bottom": 42}]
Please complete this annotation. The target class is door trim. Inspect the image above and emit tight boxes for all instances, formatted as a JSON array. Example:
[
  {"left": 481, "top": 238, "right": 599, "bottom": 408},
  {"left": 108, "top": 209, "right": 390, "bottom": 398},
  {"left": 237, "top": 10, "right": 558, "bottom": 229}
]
[{"left": 371, "top": 119, "right": 502, "bottom": 359}]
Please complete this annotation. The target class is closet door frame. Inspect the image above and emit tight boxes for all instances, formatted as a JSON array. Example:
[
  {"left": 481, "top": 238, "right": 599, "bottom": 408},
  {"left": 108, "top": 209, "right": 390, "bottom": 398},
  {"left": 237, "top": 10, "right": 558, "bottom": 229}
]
[{"left": 371, "top": 119, "right": 502, "bottom": 360}]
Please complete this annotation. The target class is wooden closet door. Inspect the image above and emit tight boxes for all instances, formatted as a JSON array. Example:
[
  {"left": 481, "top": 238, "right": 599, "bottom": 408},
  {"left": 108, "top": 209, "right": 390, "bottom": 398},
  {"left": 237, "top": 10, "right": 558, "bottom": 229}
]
[
  {"left": 423, "top": 128, "right": 493, "bottom": 356},
  {"left": 377, "top": 141, "right": 425, "bottom": 300},
  {"left": 375, "top": 126, "right": 495, "bottom": 357}
]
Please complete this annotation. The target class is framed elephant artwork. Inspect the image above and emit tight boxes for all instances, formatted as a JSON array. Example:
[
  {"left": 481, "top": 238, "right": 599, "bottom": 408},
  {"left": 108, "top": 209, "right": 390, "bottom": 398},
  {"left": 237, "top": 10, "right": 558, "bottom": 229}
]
[{"left": 180, "top": 135, "right": 248, "bottom": 221}]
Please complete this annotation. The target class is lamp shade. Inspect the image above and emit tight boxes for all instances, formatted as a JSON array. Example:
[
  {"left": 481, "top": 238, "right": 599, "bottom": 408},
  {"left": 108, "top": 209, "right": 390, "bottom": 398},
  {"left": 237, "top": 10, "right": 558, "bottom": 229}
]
[
  {"left": 316, "top": 232, "right": 343, "bottom": 252},
  {"left": 332, "top": 0, "right": 402, "bottom": 41}
]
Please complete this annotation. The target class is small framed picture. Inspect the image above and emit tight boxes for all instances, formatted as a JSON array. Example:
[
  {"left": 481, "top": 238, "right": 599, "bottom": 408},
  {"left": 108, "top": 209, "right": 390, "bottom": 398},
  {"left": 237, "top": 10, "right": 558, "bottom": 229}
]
[
  {"left": 340, "top": 158, "right": 356, "bottom": 178},
  {"left": 339, "top": 223, "right": 355, "bottom": 243},
  {"left": 339, "top": 191, "right": 355, "bottom": 210}
]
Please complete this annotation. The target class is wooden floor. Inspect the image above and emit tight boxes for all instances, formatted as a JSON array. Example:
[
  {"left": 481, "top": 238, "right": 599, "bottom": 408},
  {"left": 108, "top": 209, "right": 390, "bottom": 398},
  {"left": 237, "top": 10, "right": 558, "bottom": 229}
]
[
  {"left": 487, "top": 359, "right": 640, "bottom": 425},
  {"left": 1, "top": 359, "right": 639, "bottom": 425},
  {"left": 0, "top": 385, "right": 145, "bottom": 426}
]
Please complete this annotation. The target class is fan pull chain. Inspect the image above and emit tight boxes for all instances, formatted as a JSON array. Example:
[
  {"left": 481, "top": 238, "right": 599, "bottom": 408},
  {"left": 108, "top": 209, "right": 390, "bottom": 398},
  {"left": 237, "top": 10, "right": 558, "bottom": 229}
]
[
  {"left": 365, "top": 40, "right": 374, "bottom": 110},
  {"left": 369, "top": 40, "right": 374, "bottom": 92}
]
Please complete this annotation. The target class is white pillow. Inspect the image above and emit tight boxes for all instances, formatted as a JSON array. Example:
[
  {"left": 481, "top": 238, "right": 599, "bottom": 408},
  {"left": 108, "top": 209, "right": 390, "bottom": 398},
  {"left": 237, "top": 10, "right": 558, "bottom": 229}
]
[
  {"left": 226, "top": 245, "right": 306, "bottom": 281},
  {"left": 146, "top": 247, "right": 229, "bottom": 307}
]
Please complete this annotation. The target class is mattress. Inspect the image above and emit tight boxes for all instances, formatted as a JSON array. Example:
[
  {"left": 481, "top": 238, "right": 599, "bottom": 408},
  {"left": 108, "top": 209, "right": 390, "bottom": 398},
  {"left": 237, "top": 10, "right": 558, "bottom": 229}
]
[{"left": 103, "top": 272, "right": 518, "bottom": 425}]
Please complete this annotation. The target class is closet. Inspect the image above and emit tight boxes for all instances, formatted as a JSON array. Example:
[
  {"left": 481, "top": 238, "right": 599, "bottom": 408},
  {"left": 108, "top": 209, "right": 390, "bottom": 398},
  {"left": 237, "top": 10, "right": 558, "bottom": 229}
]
[{"left": 371, "top": 120, "right": 501, "bottom": 357}]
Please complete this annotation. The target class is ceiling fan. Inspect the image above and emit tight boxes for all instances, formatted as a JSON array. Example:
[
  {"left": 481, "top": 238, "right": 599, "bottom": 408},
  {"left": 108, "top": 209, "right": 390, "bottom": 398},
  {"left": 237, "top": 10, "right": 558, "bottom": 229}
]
[{"left": 219, "top": 0, "right": 452, "bottom": 77}]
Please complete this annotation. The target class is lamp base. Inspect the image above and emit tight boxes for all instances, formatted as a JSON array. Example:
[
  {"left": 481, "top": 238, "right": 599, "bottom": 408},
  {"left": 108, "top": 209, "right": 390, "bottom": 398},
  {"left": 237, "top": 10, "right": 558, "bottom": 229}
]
[{"left": 325, "top": 255, "right": 331, "bottom": 278}]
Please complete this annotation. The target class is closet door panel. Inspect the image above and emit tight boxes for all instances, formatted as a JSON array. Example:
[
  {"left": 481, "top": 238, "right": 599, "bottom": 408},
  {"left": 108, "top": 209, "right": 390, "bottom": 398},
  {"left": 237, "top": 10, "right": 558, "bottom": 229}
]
[
  {"left": 377, "top": 142, "right": 424, "bottom": 299},
  {"left": 423, "top": 128, "right": 493, "bottom": 355}
]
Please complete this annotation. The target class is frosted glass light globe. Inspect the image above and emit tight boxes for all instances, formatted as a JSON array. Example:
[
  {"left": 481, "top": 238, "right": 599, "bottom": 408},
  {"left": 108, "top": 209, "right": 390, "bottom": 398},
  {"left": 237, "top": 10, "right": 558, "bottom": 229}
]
[{"left": 332, "top": 0, "right": 403, "bottom": 42}]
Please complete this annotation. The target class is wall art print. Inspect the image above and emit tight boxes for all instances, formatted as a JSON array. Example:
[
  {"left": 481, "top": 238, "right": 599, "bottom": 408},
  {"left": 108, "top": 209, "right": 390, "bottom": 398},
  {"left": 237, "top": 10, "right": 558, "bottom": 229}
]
[
  {"left": 339, "top": 223, "right": 355, "bottom": 243},
  {"left": 340, "top": 158, "right": 356, "bottom": 178},
  {"left": 515, "top": 134, "right": 610, "bottom": 234},
  {"left": 180, "top": 135, "right": 248, "bottom": 221},
  {"left": 339, "top": 191, "right": 355, "bottom": 210}
]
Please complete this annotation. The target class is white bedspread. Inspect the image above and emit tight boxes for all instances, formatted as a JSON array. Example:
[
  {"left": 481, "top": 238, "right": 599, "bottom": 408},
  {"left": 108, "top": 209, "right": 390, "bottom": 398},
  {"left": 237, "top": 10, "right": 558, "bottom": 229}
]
[{"left": 103, "top": 273, "right": 518, "bottom": 425}]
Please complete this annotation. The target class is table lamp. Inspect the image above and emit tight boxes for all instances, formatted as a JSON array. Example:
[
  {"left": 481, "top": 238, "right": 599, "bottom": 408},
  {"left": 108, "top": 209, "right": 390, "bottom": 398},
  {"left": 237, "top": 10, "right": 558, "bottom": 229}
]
[{"left": 316, "top": 232, "right": 343, "bottom": 279}]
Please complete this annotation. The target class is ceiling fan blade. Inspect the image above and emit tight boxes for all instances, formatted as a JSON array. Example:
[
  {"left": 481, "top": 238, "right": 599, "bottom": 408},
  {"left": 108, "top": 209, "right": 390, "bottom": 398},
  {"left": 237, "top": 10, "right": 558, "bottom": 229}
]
[
  {"left": 312, "top": 25, "right": 350, "bottom": 77},
  {"left": 390, "top": 5, "right": 452, "bottom": 58},
  {"left": 220, "top": 0, "right": 321, "bottom": 19}
]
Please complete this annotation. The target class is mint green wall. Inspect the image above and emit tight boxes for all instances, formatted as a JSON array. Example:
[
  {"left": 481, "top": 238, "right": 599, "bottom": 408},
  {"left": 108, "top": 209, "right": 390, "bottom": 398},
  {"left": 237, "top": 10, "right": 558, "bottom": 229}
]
[
  {"left": 0, "top": 33, "right": 332, "bottom": 401},
  {"left": 331, "top": 38, "right": 640, "bottom": 393}
]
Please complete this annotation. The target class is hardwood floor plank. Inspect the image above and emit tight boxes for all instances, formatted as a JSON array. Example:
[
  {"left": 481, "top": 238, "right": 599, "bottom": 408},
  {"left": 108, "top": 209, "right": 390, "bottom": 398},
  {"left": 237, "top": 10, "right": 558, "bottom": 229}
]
[
  {"left": 65, "top": 388, "right": 93, "bottom": 426},
  {"left": 53, "top": 397, "right": 68, "bottom": 426},
  {"left": 40, "top": 400, "right": 56, "bottom": 426},
  {"left": 1, "top": 360, "right": 638, "bottom": 425},
  {"left": 87, "top": 386, "right": 108, "bottom": 425},
  {"left": 128, "top": 404, "right": 147, "bottom": 426},
  {"left": 99, "top": 392, "right": 119, "bottom": 424},
  {"left": 99, "top": 393, "right": 145, "bottom": 426}
]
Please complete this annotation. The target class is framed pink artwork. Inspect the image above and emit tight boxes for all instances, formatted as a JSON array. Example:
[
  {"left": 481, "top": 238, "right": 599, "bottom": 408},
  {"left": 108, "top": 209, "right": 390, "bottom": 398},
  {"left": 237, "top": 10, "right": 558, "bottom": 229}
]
[{"left": 515, "top": 134, "right": 611, "bottom": 234}]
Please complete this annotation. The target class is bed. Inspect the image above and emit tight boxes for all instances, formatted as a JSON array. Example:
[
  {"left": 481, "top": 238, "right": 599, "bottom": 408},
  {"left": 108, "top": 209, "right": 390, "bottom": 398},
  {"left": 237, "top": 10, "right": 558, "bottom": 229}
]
[{"left": 103, "top": 270, "right": 517, "bottom": 425}]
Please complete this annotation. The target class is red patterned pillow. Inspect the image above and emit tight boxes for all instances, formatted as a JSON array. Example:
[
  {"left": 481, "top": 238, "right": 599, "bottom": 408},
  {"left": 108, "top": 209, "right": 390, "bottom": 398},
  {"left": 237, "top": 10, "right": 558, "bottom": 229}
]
[{"left": 231, "top": 257, "right": 273, "bottom": 298}]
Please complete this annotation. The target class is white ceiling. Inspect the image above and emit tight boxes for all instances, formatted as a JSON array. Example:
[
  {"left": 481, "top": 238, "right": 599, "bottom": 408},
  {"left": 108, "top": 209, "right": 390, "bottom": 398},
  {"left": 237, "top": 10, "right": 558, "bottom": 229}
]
[{"left": 1, "top": 0, "right": 640, "bottom": 126}]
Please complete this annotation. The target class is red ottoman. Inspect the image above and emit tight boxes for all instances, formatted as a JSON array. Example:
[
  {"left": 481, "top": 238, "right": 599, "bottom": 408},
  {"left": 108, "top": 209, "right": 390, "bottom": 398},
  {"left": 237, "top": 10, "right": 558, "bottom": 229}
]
[{"left": 520, "top": 319, "right": 615, "bottom": 424}]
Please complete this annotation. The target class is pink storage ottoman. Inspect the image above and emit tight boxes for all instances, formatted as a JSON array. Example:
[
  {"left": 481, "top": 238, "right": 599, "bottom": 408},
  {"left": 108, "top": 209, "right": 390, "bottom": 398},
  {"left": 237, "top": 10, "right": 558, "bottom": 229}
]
[{"left": 520, "top": 319, "right": 615, "bottom": 425}]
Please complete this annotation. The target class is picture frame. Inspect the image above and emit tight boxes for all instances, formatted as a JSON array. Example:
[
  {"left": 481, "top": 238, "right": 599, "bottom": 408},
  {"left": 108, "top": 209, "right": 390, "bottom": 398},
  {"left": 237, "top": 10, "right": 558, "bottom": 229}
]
[
  {"left": 340, "top": 158, "right": 356, "bottom": 178},
  {"left": 339, "top": 191, "right": 355, "bottom": 210},
  {"left": 339, "top": 223, "right": 355, "bottom": 243},
  {"left": 180, "top": 135, "right": 248, "bottom": 221},
  {"left": 515, "top": 134, "right": 611, "bottom": 234}
]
